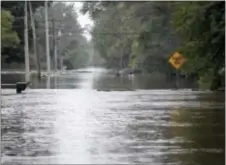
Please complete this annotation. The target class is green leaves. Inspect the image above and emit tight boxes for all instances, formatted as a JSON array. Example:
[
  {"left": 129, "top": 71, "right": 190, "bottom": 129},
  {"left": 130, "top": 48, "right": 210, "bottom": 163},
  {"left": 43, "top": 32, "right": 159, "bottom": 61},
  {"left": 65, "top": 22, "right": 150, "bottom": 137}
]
[
  {"left": 84, "top": 1, "right": 224, "bottom": 89},
  {"left": 1, "top": 9, "right": 20, "bottom": 48},
  {"left": 1, "top": 1, "right": 51, "bottom": 63},
  {"left": 84, "top": 2, "right": 176, "bottom": 71},
  {"left": 171, "top": 1, "right": 225, "bottom": 89}
]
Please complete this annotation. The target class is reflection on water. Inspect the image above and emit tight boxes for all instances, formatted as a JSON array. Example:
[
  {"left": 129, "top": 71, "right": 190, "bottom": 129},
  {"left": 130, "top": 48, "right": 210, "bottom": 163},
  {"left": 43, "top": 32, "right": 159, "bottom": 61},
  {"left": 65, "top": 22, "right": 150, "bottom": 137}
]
[
  {"left": 1, "top": 68, "right": 225, "bottom": 165},
  {"left": 2, "top": 68, "right": 197, "bottom": 90}
]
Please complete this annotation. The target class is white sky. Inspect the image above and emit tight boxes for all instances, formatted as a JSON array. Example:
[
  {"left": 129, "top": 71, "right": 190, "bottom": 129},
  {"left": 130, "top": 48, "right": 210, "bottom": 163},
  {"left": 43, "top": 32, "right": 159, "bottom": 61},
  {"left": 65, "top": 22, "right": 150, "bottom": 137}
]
[{"left": 71, "top": 2, "right": 94, "bottom": 41}]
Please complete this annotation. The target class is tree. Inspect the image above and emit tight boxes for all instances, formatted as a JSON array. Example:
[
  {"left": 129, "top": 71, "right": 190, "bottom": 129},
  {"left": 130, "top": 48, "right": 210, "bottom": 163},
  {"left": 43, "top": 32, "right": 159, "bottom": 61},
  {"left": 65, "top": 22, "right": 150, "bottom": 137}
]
[
  {"left": 82, "top": 2, "right": 178, "bottom": 74},
  {"left": 34, "top": 2, "right": 90, "bottom": 69},
  {"left": 1, "top": 9, "right": 19, "bottom": 48},
  {"left": 171, "top": 1, "right": 225, "bottom": 90},
  {"left": 1, "top": 1, "right": 50, "bottom": 64},
  {"left": 83, "top": 1, "right": 225, "bottom": 90},
  {"left": 82, "top": 2, "right": 139, "bottom": 69}
]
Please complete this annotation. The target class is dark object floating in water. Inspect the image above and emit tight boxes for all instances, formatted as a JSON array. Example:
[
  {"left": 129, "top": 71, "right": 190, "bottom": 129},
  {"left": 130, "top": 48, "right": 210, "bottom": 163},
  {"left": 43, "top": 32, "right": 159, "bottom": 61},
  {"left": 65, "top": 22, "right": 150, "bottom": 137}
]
[
  {"left": 116, "top": 72, "right": 120, "bottom": 76},
  {"left": 115, "top": 68, "right": 142, "bottom": 76},
  {"left": 2, "top": 82, "right": 30, "bottom": 94},
  {"left": 77, "top": 71, "right": 93, "bottom": 73}
]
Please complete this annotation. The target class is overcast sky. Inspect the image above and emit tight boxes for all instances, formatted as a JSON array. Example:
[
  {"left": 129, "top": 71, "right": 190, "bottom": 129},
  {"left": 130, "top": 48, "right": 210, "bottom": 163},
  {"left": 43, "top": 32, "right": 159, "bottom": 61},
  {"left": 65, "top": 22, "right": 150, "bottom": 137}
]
[{"left": 72, "top": 2, "right": 94, "bottom": 41}]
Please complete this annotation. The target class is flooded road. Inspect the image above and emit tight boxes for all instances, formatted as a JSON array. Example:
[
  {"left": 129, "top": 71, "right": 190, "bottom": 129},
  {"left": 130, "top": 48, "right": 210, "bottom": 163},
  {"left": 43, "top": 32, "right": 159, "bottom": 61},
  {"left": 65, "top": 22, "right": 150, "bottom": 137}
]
[{"left": 1, "top": 68, "right": 225, "bottom": 165}]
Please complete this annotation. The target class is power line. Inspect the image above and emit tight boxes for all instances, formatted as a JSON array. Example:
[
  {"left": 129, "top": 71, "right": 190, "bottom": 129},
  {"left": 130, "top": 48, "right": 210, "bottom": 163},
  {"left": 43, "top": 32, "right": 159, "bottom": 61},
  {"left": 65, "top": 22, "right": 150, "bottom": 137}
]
[
  {"left": 11, "top": 26, "right": 143, "bottom": 36},
  {"left": 13, "top": 18, "right": 155, "bottom": 36},
  {"left": 11, "top": 23, "right": 144, "bottom": 35}
]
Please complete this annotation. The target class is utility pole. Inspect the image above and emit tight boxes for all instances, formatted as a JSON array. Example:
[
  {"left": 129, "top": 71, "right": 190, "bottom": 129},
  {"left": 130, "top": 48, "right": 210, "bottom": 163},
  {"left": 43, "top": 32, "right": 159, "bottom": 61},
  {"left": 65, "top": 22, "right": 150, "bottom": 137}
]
[
  {"left": 90, "top": 44, "right": 94, "bottom": 67},
  {"left": 176, "top": 70, "right": 179, "bottom": 89},
  {"left": 52, "top": 19, "right": 57, "bottom": 71},
  {"left": 24, "top": 1, "right": 30, "bottom": 82},
  {"left": 58, "top": 38, "right": 62, "bottom": 70},
  {"left": 29, "top": 1, "right": 41, "bottom": 79},
  {"left": 57, "top": 30, "right": 63, "bottom": 70},
  {"left": 45, "top": 1, "right": 51, "bottom": 75},
  {"left": 120, "top": 50, "right": 123, "bottom": 70},
  {"left": 59, "top": 42, "right": 63, "bottom": 70},
  {"left": 0, "top": 32, "right": 1, "bottom": 104}
]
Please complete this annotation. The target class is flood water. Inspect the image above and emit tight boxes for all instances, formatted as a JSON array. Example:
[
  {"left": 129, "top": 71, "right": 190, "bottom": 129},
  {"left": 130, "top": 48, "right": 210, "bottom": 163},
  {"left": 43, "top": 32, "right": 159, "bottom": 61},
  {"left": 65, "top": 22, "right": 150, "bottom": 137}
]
[{"left": 1, "top": 68, "right": 225, "bottom": 165}]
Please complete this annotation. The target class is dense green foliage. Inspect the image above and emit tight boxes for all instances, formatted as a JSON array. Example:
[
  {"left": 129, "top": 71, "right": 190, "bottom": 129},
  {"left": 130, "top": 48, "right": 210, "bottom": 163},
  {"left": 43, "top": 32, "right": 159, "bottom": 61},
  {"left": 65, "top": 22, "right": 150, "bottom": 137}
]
[
  {"left": 82, "top": 1, "right": 225, "bottom": 90},
  {"left": 81, "top": 2, "right": 179, "bottom": 76},
  {"left": 1, "top": 10, "right": 20, "bottom": 48},
  {"left": 1, "top": 2, "right": 224, "bottom": 90},
  {"left": 1, "top": 1, "right": 92, "bottom": 70},
  {"left": 1, "top": 1, "right": 49, "bottom": 63},
  {"left": 171, "top": 1, "right": 225, "bottom": 90}
]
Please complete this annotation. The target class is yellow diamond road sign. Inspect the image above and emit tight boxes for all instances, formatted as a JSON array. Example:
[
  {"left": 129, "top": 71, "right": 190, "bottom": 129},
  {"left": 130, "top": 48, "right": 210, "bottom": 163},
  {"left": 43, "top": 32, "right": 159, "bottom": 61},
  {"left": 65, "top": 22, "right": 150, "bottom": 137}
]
[{"left": 169, "top": 52, "right": 186, "bottom": 69}]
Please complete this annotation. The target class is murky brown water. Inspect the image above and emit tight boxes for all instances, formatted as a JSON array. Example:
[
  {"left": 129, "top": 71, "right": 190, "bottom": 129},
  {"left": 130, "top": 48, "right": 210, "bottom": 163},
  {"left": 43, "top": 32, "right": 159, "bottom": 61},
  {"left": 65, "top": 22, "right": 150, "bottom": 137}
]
[{"left": 1, "top": 68, "right": 225, "bottom": 165}]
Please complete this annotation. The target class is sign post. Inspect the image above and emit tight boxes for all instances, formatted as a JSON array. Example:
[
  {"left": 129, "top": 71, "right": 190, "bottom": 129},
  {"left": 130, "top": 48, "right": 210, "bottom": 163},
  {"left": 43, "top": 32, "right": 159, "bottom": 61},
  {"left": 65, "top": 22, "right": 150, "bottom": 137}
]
[{"left": 169, "top": 52, "right": 186, "bottom": 89}]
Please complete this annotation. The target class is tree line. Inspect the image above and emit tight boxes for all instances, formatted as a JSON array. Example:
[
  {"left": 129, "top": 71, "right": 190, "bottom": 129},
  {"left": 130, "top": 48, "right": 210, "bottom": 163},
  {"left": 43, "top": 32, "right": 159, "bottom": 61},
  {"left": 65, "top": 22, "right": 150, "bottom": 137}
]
[
  {"left": 81, "top": 1, "right": 225, "bottom": 90},
  {"left": 1, "top": 1, "right": 94, "bottom": 71},
  {"left": 1, "top": 1, "right": 224, "bottom": 90}
]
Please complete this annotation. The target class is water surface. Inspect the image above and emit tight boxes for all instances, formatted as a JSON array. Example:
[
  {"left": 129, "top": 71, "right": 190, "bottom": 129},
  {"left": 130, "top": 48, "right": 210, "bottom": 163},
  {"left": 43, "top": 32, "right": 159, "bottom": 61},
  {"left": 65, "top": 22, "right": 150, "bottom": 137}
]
[{"left": 1, "top": 68, "right": 225, "bottom": 165}]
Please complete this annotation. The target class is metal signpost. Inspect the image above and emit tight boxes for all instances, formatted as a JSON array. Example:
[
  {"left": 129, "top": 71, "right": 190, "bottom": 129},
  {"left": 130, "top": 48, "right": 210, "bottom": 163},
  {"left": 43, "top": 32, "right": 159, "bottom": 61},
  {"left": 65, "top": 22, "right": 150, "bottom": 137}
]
[{"left": 169, "top": 52, "right": 186, "bottom": 88}]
